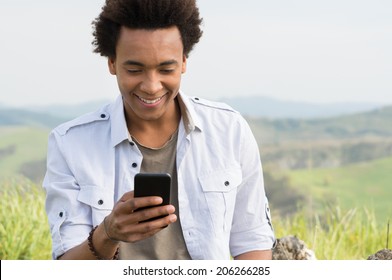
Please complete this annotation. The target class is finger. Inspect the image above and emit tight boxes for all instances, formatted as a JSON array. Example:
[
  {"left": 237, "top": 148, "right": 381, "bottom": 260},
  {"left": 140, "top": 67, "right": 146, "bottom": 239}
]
[
  {"left": 123, "top": 213, "right": 177, "bottom": 243},
  {"left": 129, "top": 196, "right": 164, "bottom": 212},
  {"left": 133, "top": 204, "right": 176, "bottom": 223}
]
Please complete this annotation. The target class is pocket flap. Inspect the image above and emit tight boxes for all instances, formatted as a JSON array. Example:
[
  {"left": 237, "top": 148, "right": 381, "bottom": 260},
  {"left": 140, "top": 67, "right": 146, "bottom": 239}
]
[
  {"left": 77, "top": 185, "right": 114, "bottom": 210},
  {"left": 199, "top": 166, "right": 242, "bottom": 192}
]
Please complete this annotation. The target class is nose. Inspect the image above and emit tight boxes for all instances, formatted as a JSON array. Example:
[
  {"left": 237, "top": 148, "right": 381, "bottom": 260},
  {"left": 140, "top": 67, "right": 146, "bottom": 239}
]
[{"left": 139, "top": 72, "right": 163, "bottom": 95}]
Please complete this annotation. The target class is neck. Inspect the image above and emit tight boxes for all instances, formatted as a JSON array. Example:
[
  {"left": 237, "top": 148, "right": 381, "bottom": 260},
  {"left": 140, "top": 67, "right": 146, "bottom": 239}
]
[{"left": 125, "top": 98, "right": 181, "bottom": 148}]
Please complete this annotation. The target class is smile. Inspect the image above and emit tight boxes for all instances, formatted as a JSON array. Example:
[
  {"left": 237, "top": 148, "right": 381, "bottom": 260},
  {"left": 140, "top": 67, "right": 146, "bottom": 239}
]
[{"left": 136, "top": 94, "right": 165, "bottom": 105}]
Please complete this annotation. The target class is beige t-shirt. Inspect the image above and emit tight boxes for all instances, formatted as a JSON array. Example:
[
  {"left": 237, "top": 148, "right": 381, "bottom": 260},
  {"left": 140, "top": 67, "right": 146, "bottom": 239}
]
[{"left": 119, "top": 131, "right": 191, "bottom": 259}]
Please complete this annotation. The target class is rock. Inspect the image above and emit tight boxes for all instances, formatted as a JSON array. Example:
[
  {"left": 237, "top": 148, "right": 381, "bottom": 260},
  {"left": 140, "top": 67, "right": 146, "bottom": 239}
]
[
  {"left": 367, "top": 249, "right": 392, "bottom": 260},
  {"left": 273, "top": 235, "right": 317, "bottom": 260}
]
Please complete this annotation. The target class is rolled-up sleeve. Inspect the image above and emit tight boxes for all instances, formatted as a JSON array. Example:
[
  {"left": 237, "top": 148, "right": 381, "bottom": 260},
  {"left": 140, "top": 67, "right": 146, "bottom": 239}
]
[
  {"left": 229, "top": 118, "right": 275, "bottom": 257},
  {"left": 43, "top": 130, "right": 90, "bottom": 259}
]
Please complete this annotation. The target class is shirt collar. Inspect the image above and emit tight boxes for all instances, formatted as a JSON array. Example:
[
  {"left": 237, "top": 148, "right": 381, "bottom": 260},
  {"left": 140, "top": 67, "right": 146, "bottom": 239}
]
[
  {"left": 109, "top": 91, "right": 202, "bottom": 147},
  {"left": 177, "top": 91, "right": 203, "bottom": 134},
  {"left": 110, "top": 95, "right": 129, "bottom": 147}
]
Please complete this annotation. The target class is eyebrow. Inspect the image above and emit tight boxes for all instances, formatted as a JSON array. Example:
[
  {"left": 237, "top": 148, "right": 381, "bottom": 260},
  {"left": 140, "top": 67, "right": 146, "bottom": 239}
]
[{"left": 123, "top": 59, "right": 179, "bottom": 67}]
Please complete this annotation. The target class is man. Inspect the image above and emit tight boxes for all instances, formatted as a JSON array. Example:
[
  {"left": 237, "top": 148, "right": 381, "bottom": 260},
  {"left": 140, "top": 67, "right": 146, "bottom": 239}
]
[{"left": 43, "top": 0, "right": 275, "bottom": 260}]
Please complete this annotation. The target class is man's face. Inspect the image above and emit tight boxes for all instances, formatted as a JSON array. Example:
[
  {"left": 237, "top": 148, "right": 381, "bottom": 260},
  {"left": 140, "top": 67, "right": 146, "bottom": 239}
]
[{"left": 108, "top": 26, "right": 186, "bottom": 124}]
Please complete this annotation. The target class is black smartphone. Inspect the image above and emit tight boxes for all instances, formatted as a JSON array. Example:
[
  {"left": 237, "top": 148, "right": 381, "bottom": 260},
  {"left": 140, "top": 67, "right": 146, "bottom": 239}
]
[{"left": 134, "top": 173, "right": 171, "bottom": 222}]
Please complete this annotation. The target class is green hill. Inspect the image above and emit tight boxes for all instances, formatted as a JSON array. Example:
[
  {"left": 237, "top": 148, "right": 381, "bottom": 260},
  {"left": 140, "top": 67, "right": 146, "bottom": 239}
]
[
  {"left": 0, "top": 108, "right": 67, "bottom": 183},
  {"left": 0, "top": 126, "right": 49, "bottom": 182},
  {"left": 249, "top": 105, "right": 392, "bottom": 170},
  {"left": 284, "top": 156, "right": 392, "bottom": 223},
  {"left": 249, "top": 105, "right": 392, "bottom": 143},
  {"left": 0, "top": 108, "right": 66, "bottom": 128}
]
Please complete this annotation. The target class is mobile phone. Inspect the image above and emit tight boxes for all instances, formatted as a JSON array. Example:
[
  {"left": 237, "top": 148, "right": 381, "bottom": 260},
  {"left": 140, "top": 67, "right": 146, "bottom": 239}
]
[{"left": 134, "top": 173, "right": 171, "bottom": 222}]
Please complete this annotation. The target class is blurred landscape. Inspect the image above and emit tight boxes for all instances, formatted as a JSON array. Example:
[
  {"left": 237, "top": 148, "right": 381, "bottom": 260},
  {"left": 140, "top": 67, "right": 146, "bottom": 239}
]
[{"left": 1, "top": 96, "right": 392, "bottom": 222}]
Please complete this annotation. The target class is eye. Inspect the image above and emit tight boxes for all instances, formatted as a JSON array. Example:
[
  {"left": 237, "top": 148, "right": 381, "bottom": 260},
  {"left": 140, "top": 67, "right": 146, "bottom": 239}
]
[
  {"left": 160, "top": 69, "right": 175, "bottom": 74},
  {"left": 126, "top": 69, "right": 142, "bottom": 74}
]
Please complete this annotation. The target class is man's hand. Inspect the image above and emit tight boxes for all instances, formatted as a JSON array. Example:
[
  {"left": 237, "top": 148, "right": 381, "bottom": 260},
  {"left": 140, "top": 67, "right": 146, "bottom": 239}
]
[{"left": 104, "top": 191, "right": 177, "bottom": 243}]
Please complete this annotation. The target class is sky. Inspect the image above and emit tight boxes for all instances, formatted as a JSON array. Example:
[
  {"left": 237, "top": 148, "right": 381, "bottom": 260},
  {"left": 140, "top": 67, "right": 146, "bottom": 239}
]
[{"left": 0, "top": 0, "right": 391, "bottom": 108}]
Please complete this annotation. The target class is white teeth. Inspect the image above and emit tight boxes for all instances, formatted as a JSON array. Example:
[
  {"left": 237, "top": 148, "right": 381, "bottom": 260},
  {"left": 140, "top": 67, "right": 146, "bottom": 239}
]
[{"left": 138, "top": 96, "right": 163, "bottom": 104}]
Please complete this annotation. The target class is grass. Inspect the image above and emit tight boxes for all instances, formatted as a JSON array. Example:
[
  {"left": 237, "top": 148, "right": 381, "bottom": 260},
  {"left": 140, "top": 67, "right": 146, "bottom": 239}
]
[
  {"left": 0, "top": 179, "right": 389, "bottom": 260},
  {"left": 0, "top": 178, "right": 51, "bottom": 259},
  {"left": 273, "top": 206, "right": 389, "bottom": 260}
]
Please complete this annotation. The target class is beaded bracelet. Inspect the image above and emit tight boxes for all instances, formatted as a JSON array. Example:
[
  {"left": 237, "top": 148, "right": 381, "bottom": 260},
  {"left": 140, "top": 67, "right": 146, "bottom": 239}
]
[{"left": 88, "top": 226, "right": 120, "bottom": 260}]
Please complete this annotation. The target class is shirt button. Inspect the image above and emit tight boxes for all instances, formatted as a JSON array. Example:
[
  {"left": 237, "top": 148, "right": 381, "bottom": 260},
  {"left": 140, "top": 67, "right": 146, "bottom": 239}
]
[
  {"left": 129, "top": 142, "right": 135, "bottom": 146},
  {"left": 59, "top": 212, "right": 63, "bottom": 218},
  {"left": 132, "top": 163, "right": 138, "bottom": 168},
  {"left": 100, "top": 113, "right": 106, "bottom": 118},
  {"left": 195, "top": 97, "right": 199, "bottom": 101},
  {"left": 98, "top": 199, "right": 104, "bottom": 205},
  {"left": 224, "top": 181, "right": 230, "bottom": 186}
]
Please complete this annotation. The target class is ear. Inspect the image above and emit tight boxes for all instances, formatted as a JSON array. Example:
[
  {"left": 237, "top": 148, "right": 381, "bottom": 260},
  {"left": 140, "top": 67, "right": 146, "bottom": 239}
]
[
  {"left": 108, "top": 57, "right": 116, "bottom": 75},
  {"left": 181, "top": 55, "right": 187, "bottom": 74}
]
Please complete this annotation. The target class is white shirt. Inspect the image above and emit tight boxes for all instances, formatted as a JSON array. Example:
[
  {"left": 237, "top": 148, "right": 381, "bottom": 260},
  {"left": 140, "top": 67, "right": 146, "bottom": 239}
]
[{"left": 43, "top": 92, "right": 275, "bottom": 259}]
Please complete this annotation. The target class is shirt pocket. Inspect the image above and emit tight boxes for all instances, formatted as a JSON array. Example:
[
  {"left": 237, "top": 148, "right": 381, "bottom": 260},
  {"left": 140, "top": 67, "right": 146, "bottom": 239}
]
[
  {"left": 77, "top": 185, "right": 114, "bottom": 226},
  {"left": 198, "top": 166, "right": 242, "bottom": 233}
]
